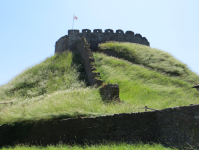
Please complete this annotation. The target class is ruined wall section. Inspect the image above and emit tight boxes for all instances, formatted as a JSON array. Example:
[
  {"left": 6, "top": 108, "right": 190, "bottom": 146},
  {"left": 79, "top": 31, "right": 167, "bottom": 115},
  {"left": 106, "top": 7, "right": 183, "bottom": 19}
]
[
  {"left": 55, "top": 35, "right": 68, "bottom": 53},
  {"left": 55, "top": 29, "right": 150, "bottom": 53},
  {"left": 76, "top": 38, "right": 103, "bottom": 86},
  {"left": 99, "top": 84, "right": 120, "bottom": 101}
]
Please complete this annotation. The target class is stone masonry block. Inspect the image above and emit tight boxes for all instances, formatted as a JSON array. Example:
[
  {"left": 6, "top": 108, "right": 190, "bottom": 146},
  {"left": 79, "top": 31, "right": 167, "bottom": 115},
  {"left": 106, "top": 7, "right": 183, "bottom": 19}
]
[{"left": 99, "top": 84, "right": 120, "bottom": 101}]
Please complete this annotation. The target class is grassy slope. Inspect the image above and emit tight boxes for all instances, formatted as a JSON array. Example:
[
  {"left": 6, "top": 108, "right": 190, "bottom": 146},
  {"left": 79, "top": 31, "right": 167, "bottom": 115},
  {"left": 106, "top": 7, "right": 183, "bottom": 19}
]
[
  {"left": 98, "top": 42, "right": 199, "bottom": 84},
  {"left": 0, "top": 42, "right": 199, "bottom": 125},
  {"left": 0, "top": 51, "right": 86, "bottom": 101},
  {"left": 94, "top": 52, "right": 199, "bottom": 109},
  {"left": 1, "top": 42, "right": 197, "bottom": 149},
  {"left": 0, "top": 51, "right": 135, "bottom": 125}
]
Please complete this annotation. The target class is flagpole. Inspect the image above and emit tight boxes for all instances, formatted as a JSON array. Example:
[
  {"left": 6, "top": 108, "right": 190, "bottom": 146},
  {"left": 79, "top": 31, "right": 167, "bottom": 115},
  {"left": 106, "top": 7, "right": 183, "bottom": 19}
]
[{"left": 72, "top": 14, "right": 74, "bottom": 30}]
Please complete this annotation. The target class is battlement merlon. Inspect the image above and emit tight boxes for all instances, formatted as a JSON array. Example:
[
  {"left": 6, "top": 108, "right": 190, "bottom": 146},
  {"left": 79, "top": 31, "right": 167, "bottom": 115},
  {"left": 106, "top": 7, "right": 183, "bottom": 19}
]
[{"left": 55, "top": 29, "right": 150, "bottom": 53}]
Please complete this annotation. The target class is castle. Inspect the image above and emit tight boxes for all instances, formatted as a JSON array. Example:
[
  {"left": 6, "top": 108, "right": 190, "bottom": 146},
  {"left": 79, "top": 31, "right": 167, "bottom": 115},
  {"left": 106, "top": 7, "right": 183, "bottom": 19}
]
[
  {"left": 54, "top": 29, "right": 150, "bottom": 101},
  {"left": 55, "top": 29, "right": 150, "bottom": 53},
  {"left": 1, "top": 30, "right": 199, "bottom": 149}
]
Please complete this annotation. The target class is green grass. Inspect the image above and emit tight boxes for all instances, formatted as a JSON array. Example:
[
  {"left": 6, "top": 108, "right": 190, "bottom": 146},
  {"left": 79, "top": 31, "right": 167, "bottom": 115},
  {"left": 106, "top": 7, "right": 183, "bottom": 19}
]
[
  {"left": 94, "top": 52, "right": 199, "bottom": 109},
  {"left": 0, "top": 42, "right": 199, "bottom": 125},
  {"left": 0, "top": 51, "right": 137, "bottom": 125},
  {"left": 2, "top": 143, "right": 178, "bottom": 150},
  {"left": 0, "top": 87, "right": 137, "bottom": 125},
  {"left": 99, "top": 42, "right": 199, "bottom": 84},
  {"left": 1, "top": 42, "right": 198, "bottom": 149},
  {"left": 0, "top": 51, "right": 86, "bottom": 101}
]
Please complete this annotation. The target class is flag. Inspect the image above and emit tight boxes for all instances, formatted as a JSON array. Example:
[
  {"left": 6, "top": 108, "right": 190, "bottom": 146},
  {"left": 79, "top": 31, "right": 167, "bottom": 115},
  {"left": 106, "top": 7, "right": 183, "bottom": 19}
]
[
  {"left": 74, "top": 15, "right": 78, "bottom": 20},
  {"left": 72, "top": 14, "right": 78, "bottom": 29}
]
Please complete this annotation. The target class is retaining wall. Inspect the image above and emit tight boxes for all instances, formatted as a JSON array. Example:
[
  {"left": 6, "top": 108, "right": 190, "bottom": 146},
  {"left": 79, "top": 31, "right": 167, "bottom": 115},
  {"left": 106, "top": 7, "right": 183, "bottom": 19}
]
[
  {"left": 1, "top": 104, "right": 199, "bottom": 149},
  {"left": 76, "top": 38, "right": 103, "bottom": 86},
  {"left": 76, "top": 38, "right": 120, "bottom": 100},
  {"left": 55, "top": 29, "right": 150, "bottom": 53}
]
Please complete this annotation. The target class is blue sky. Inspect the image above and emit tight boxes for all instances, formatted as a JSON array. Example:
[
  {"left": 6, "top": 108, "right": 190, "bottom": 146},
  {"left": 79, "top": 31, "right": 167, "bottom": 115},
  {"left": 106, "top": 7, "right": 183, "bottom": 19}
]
[{"left": 0, "top": 0, "right": 199, "bottom": 85}]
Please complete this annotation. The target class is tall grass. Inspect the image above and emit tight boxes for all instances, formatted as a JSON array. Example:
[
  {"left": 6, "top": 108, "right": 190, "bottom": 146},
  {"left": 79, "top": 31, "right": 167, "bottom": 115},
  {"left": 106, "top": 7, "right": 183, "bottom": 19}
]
[
  {"left": 0, "top": 43, "right": 198, "bottom": 149},
  {"left": 99, "top": 42, "right": 199, "bottom": 84},
  {"left": 0, "top": 43, "right": 199, "bottom": 125},
  {"left": 94, "top": 52, "right": 199, "bottom": 109},
  {"left": 0, "top": 51, "right": 86, "bottom": 102},
  {"left": 0, "top": 87, "right": 139, "bottom": 125},
  {"left": 2, "top": 143, "right": 178, "bottom": 150}
]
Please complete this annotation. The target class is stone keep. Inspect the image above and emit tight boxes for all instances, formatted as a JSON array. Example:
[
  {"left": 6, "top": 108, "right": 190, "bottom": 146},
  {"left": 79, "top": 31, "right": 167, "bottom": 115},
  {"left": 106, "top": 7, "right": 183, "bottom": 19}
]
[{"left": 55, "top": 29, "right": 150, "bottom": 53}]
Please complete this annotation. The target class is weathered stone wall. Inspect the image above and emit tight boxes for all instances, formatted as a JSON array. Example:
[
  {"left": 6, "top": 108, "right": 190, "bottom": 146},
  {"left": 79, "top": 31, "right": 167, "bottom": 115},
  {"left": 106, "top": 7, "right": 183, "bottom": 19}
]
[
  {"left": 76, "top": 38, "right": 103, "bottom": 86},
  {"left": 99, "top": 84, "right": 120, "bottom": 101},
  {"left": 0, "top": 111, "right": 157, "bottom": 147},
  {"left": 55, "top": 35, "right": 68, "bottom": 53},
  {"left": 55, "top": 29, "right": 150, "bottom": 53},
  {"left": 155, "top": 105, "right": 199, "bottom": 148},
  {"left": 1, "top": 104, "right": 199, "bottom": 149},
  {"left": 76, "top": 39, "right": 120, "bottom": 100}
]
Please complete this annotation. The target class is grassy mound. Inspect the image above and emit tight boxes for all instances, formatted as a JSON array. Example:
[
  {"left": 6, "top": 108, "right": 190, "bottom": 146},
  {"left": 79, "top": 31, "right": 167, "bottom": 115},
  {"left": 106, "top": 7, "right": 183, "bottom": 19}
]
[
  {"left": 0, "top": 42, "right": 199, "bottom": 125},
  {"left": 94, "top": 52, "right": 199, "bottom": 109},
  {"left": 98, "top": 42, "right": 199, "bottom": 84},
  {"left": 0, "top": 51, "right": 86, "bottom": 102},
  {"left": 0, "top": 88, "right": 137, "bottom": 125},
  {"left": 0, "top": 51, "right": 136, "bottom": 125}
]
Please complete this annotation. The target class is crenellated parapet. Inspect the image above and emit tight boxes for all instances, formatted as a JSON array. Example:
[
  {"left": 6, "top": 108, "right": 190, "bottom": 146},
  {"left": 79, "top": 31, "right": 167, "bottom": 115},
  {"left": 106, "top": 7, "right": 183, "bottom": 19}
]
[{"left": 55, "top": 29, "right": 150, "bottom": 53}]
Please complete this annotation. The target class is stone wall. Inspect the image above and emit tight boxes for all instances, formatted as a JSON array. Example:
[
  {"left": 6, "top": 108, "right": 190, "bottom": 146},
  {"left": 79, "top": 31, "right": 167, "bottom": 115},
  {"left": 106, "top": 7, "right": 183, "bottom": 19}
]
[
  {"left": 76, "top": 38, "right": 120, "bottom": 100},
  {"left": 156, "top": 105, "right": 199, "bottom": 148},
  {"left": 99, "top": 84, "right": 120, "bottom": 102},
  {"left": 0, "top": 110, "right": 157, "bottom": 147},
  {"left": 76, "top": 38, "right": 103, "bottom": 86},
  {"left": 55, "top": 35, "right": 68, "bottom": 53},
  {"left": 1, "top": 104, "right": 199, "bottom": 149},
  {"left": 55, "top": 29, "right": 150, "bottom": 53}
]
